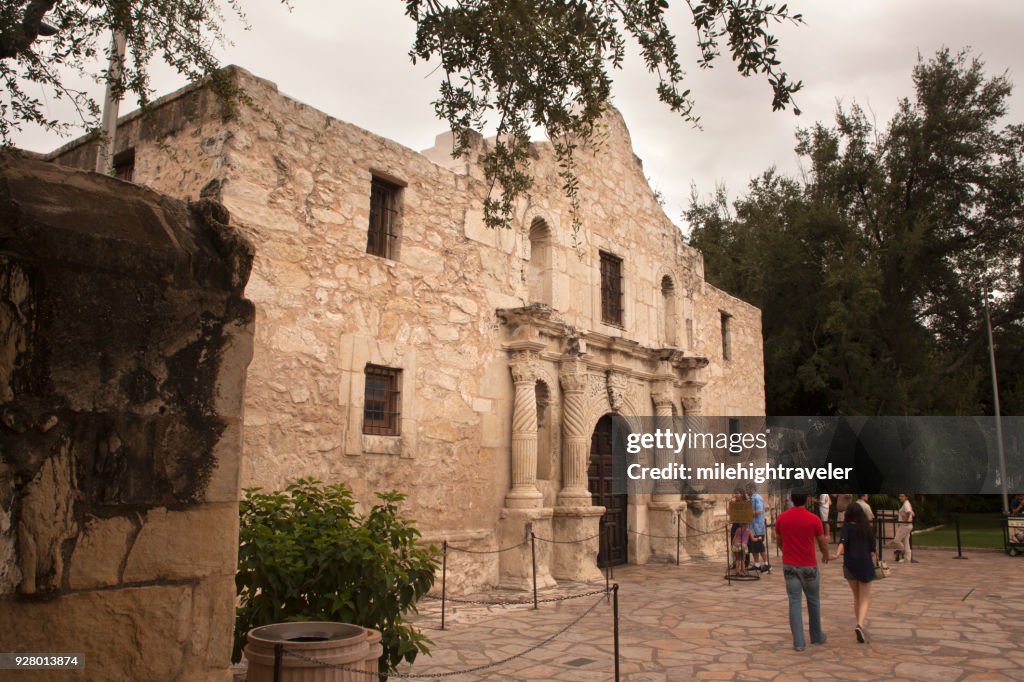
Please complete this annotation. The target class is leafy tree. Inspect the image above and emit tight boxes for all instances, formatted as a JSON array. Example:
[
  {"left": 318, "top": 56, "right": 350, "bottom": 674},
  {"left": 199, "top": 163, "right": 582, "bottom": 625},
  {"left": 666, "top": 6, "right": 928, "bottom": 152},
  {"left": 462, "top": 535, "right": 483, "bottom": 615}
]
[
  {"left": 3, "top": 1, "right": 804, "bottom": 229},
  {"left": 235, "top": 479, "right": 439, "bottom": 677},
  {"left": 689, "top": 49, "right": 1024, "bottom": 416},
  {"left": 407, "top": 0, "right": 804, "bottom": 231},
  {"left": 0, "top": 1, "right": 277, "bottom": 144}
]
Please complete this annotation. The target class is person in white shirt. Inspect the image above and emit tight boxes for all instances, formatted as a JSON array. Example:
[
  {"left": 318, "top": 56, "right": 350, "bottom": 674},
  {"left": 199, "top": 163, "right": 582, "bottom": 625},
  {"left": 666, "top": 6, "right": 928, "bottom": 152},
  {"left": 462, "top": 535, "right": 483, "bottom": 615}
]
[
  {"left": 894, "top": 493, "right": 914, "bottom": 563},
  {"left": 818, "top": 493, "right": 832, "bottom": 538}
]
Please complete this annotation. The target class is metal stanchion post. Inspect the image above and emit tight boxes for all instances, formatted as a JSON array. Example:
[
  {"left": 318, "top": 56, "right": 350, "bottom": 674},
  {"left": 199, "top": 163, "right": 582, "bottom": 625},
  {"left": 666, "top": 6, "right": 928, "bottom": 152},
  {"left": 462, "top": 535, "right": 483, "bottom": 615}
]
[
  {"left": 441, "top": 540, "right": 448, "bottom": 630},
  {"left": 531, "top": 531, "right": 538, "bottom": 610},
  {"left": 273, "top": 643, "right": 283, "bottom": 682},
  {"left": 676, "top": 513, "right": 681, "bottom": 566},
  {"left": 726, "top": 526, "right": 732, "bottom": 586},
  {"left": 612, "top": 583, "right": 620, "bottom": 682},
  {"left": 954, "top": 515, "right": 968, "bottom": 560}
]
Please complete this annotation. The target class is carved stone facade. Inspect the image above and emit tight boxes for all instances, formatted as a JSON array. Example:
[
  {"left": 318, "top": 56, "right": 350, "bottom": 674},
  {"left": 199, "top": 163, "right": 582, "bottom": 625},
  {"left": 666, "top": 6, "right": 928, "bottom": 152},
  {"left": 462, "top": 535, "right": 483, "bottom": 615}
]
[{"left": 50, "top": 66, "right": 765, "bottom": 590}]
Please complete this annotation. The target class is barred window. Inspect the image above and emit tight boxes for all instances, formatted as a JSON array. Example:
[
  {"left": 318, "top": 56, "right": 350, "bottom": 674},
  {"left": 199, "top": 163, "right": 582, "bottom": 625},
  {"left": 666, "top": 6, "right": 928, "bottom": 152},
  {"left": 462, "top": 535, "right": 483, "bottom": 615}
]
[
  {"left": 600, "top": 251, "right": 623, "bottom": 326},
  {"left": 721, "top": 312, "right": 732, "bottom": 361},
  {"left": 363, "top": 365, "right": 401, "bottom": 436},
  {"left": 367, "top": 178, "right": 401, "bottom": 259}
]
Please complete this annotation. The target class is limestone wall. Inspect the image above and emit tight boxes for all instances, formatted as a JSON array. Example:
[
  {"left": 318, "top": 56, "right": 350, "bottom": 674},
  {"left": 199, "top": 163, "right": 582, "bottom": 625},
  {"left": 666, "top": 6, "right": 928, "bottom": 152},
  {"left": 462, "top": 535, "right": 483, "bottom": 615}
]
[
  {"left": 0, "top": 155, "right": 254, "bottom": 681},
  {"left": 47, "top": 67, "right": 765, "bottom": 587}
]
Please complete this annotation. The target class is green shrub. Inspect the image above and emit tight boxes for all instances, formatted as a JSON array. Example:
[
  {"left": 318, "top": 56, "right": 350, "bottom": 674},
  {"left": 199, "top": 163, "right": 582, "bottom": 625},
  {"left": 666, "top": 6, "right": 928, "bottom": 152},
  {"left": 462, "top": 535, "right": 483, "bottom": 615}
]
[{"left": 233, "top": 478, "right": 439, "bottom": 676}]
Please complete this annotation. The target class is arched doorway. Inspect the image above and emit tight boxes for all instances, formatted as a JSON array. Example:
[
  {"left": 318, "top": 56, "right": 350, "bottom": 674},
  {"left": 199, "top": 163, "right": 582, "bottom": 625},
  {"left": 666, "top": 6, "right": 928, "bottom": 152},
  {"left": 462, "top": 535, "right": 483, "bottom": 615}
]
[{"left": 589, "top": 414, "right": 627, "bottom": 566}]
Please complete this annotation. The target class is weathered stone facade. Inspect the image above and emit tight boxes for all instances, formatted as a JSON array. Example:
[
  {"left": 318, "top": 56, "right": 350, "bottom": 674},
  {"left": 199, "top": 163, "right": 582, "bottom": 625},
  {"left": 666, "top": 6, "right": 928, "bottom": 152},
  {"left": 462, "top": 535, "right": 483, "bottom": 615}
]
[
  {"left": 0, "top": 155, "right": 254, "bottom": 680},
  {"left": 50, "top": 66, "right": 765, "bottom": 590}
]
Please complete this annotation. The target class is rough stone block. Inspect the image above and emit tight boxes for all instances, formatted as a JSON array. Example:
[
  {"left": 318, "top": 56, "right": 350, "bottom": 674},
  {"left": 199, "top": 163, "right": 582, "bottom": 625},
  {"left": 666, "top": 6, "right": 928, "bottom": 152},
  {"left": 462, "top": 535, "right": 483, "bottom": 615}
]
[
  {"left": 0, "top": 584, "right": 202, "bottom": 682},
  {"left": 68, "top": 515, "right": 136, "bottom": 590},
  {"left": 123, "top": 505, "right": 238, "bottom": 583}
]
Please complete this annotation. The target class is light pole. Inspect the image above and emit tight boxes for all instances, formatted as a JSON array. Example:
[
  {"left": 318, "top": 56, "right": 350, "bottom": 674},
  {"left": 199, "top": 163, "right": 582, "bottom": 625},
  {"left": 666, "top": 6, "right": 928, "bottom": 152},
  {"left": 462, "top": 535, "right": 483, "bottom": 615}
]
[{"left": 982, "top": 283, "right": 1009, "bottom": 514}]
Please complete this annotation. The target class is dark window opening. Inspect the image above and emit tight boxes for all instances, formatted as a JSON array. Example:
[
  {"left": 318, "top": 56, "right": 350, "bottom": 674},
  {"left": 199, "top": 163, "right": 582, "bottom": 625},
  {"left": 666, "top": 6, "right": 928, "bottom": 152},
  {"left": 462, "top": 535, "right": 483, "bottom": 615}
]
[
  {"left": 721, "top": 312, "right": 732, "bottom": 361},
  {"left": 363, "top": 365, "right": 401, "bottom": 435},
  {"left": 600, "top": 251, "right": 623, "bottom": 326},
  {"left": 113, "top": 148, "right": 135, "bottom": 182},
  {"left": 367, "top": 178, "right": 401, "bottom": 259}
]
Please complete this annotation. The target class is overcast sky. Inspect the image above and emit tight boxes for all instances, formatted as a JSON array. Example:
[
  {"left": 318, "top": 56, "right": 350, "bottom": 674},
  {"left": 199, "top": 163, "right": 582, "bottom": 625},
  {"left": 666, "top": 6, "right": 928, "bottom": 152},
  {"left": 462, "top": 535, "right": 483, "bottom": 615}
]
[{"left": 15, "top": 1, "right": 1024, "bottom": 231}]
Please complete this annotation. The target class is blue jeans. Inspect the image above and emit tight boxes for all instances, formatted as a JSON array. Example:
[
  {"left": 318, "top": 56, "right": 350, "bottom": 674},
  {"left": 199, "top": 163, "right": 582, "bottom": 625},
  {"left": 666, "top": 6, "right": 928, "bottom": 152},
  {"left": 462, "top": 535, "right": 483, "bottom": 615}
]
[{"left": 784, "top": 565, "right": 825, "bottom": 648}]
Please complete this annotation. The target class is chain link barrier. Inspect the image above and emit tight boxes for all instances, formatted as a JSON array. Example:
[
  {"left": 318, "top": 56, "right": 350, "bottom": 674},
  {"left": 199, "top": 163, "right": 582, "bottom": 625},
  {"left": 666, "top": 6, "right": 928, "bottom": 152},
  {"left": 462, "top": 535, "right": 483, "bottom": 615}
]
[
  {"left": 445, "top": 541, "right": 527, "bottom": 554},
  {"left": 532, "top": 532, "right": 601, "bottom": 544},
  {"left": 277, "top": 590, "right": 609, "bottom": 680},
  {"left": 423, "top": 586, "right": 607, "bottom": 608}
]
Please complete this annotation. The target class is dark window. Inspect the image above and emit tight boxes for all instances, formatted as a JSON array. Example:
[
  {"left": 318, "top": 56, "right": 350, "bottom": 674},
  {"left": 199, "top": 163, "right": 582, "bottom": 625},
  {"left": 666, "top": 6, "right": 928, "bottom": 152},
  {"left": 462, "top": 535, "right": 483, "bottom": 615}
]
[
  {"left": 367, "top": 178, "right": 401, "bottom": 258},
  {"left": 113, "top": 148, "right": 135, "bottom": 182},
  {"left": 363, "top": 365, "right": 401, "bottom": 435},
  {"left": 721, "top": 312, "right": 732, "bottom": 360},
  {"left": 600, "top": 251, "right": 623, "bottom": 326}
]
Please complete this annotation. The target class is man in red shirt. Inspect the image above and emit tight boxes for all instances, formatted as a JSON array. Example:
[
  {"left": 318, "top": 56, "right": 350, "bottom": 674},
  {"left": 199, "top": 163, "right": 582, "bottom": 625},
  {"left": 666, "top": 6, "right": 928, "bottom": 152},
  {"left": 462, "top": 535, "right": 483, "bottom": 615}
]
[{"left": 775, "top": 492, "right": 831, "bottom": 651}]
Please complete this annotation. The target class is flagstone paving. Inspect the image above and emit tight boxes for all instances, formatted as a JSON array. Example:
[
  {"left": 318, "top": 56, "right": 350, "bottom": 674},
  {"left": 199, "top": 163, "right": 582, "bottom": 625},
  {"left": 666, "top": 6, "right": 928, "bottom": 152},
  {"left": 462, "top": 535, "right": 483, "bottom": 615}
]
[{"left": 401, "top": 548, "right": 1024, "bottom": 680}]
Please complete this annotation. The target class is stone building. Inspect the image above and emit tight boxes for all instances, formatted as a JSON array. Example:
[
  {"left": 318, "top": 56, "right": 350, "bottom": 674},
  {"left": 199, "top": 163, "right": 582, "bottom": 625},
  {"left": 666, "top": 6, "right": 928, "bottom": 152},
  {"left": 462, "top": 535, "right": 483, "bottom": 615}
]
[{"left": 51, "top": 67, "right": 765, "bottom": 590}]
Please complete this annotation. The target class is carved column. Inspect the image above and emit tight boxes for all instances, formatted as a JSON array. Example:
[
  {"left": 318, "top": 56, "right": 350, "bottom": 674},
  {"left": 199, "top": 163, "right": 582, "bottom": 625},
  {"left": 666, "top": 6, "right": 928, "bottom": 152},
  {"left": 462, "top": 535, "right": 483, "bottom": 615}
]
[
  {"left": 681, "top": 392, "right": 710, "bottom": 481},
  {"left": 499, "top": 343, "right": 553, "bottom": 590},
  {"left": 647, "top": 377, "right": 686, "bottom": 562},
  {"left": 505, "top": 349, "right": 543, "bottom": 508},
  {"left": 557, "top": 358, "right": 591, "bottom": 506},
  {"left": 681, "top": 387, "right": 718, "bottom": 558},
  {"left": 650, "top": 382, "right": 679, "bottom": 501}
]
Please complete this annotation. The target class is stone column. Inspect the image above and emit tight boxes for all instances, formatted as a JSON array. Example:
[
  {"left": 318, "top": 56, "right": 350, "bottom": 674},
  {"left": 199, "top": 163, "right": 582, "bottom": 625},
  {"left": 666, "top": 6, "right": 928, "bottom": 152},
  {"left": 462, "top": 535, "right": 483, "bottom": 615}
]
[
  {"left": 557, "top": 358, "right": 591, "bottom": 506},
  {"left": 505, "top": 349, "right": 543, "bottom": 509},
  {"left": 551, "top": 357, "right": 602, "bottom": 581},
  {"left": 498, "top": 344, "right": 553, "bottom": 589},
  {"left": 647, "top": 379, "right": 686, "bottom": 562},
  {"left": 681, "top": 389, "right": 719, "bottom": 558}
]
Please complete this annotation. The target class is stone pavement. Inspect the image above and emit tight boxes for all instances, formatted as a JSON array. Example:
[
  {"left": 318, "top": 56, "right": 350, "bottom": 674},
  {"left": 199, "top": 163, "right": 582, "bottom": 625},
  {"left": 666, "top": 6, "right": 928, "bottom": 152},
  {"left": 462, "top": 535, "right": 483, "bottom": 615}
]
[{"left": 401, "top": 548, "right": 1024, "bottom": 681}]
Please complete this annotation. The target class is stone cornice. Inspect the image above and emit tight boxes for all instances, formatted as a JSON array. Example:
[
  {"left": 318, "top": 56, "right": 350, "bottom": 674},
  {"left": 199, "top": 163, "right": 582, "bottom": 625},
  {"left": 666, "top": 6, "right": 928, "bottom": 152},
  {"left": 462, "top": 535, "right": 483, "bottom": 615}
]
[{"left": 498, "top": 305, "right": 709, "bottom": 382}]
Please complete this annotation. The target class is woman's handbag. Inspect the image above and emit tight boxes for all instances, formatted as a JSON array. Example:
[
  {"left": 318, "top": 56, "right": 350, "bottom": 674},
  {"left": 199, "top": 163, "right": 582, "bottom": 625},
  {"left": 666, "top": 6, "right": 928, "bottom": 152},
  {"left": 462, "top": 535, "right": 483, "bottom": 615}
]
[{"left": 875, "top": 560, "right": 892, "bottom": 579}]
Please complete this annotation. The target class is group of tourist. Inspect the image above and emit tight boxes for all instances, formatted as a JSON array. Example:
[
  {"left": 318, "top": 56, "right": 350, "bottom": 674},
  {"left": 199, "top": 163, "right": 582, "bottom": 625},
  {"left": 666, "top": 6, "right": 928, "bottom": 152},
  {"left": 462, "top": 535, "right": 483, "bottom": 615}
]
[
  {"left": 729, "top": 490, "right": 917, "bottom": 651},
  {"left": 729, "top": 484, "right": 769, "bottom": 577}
]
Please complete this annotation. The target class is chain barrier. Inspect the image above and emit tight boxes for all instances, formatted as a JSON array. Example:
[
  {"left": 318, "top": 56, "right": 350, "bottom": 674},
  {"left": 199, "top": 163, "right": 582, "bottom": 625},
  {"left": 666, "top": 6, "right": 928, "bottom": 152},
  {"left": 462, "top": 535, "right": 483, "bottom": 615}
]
[
  {"left": 423, "top": 586, "right": 607, "bottom": 607},
  {"left": 679, "top": 522, "right": 731, "bottom": 537},
  {"left": 445, "top": 541, "right": 527, "bottom": 554},
  {"left": 532, "top": 532, "right": 601, "bottom": 544},
  {"left": 278, "top": 590, "right": 609, "bottom": 680}
]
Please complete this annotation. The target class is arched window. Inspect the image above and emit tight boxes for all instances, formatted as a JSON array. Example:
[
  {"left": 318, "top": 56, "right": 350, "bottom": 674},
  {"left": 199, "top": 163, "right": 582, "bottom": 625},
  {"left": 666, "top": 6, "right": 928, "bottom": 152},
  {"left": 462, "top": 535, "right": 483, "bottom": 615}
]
[
  {"left": 661, "top": 275, "right": 677, "bottom": 347},
  {"left": 528, "top": 218, "right": 553, "bottom": 305}
]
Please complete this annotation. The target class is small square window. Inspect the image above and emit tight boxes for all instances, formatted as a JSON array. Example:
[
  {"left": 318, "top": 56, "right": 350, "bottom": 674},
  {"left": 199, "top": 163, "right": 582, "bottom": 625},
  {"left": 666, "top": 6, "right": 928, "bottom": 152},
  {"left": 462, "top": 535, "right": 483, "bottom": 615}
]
[
  {"left": 363, "top": 365, "right": 401, "bottom": 436},
  {"left": 367, "top": 178, "right": 401, "bottom": 259},
  {"left": 600, "top": 251, "right": 623, "bottom": 326}
]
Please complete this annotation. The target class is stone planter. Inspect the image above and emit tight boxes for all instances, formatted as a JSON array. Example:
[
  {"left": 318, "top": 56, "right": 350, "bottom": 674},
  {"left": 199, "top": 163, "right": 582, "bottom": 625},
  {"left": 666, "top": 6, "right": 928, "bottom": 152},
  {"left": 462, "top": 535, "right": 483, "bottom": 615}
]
[{"left": 245, "top": 622, "right": 382, "bottom": 682}]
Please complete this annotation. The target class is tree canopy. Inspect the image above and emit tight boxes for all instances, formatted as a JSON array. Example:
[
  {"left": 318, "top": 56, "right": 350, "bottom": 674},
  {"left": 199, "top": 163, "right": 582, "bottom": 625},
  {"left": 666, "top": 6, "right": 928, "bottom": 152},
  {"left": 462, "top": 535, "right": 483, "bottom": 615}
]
[
  {"left": 2, "top": 1, "right": 804, "bottom": 228},
  {"left": 688, "top": 49, "right": 1024, "bottom": 416}
]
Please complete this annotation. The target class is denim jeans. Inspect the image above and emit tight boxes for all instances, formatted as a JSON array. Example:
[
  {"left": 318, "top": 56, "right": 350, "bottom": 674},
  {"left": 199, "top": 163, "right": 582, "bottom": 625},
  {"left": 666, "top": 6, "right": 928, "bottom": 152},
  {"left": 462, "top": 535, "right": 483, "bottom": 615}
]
[{"left": 783, "top": 565, "right": 825, "bottom": 648}]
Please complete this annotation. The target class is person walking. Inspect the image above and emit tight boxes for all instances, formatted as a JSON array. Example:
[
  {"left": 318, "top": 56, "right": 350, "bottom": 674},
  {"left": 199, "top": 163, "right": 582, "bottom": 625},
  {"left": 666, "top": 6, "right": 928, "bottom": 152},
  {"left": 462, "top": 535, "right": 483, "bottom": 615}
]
[
  {"left": 856, "top": 494, "right": 875, "bottom": 523},
  {"left": 832, "top": 501, "right": 876, "bottom": 643},
  {"left": 894, "top": 493, "right": 915, "bottom": 563},
  {"left": 818, "top": 493, "right": 832, "bottom": 539},
  {"left": 775, "top": 492, "right": 830, "bottom": 651}
]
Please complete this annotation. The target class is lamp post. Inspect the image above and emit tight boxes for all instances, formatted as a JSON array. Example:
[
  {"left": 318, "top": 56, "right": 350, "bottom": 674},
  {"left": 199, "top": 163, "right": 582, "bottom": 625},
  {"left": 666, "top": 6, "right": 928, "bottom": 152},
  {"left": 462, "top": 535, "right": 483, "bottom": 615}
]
[{"left": 982, "top": 284, "right": 1009, "bottom": 514}]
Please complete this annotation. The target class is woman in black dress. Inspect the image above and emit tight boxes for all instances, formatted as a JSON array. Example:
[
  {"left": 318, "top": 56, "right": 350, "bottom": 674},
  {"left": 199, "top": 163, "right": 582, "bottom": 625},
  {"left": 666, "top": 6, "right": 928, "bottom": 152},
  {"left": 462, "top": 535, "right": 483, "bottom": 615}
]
[{"left": 832, "top": 500, "right": 876, "bottom": 643}]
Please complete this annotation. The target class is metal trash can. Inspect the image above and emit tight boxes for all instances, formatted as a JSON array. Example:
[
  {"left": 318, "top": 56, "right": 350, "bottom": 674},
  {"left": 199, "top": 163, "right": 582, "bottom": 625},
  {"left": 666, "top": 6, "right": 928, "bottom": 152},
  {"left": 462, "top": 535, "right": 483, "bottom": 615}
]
[{"left": 245, "top": 622, "right": 382, "bottom": 682}]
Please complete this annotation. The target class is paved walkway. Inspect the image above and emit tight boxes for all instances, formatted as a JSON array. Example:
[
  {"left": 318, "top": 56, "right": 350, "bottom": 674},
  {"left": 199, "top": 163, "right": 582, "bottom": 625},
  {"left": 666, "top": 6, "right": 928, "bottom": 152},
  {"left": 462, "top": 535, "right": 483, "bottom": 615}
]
[{"left": 402, "top": 548, "right": 1024, "bottom": 680}]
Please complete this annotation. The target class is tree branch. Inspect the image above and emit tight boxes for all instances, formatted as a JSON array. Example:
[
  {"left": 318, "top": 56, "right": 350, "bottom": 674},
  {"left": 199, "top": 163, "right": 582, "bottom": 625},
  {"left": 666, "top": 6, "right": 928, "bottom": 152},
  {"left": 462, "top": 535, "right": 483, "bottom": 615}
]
[{"left": 0, "top": 0, "right": 59, "bottom": 60}]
